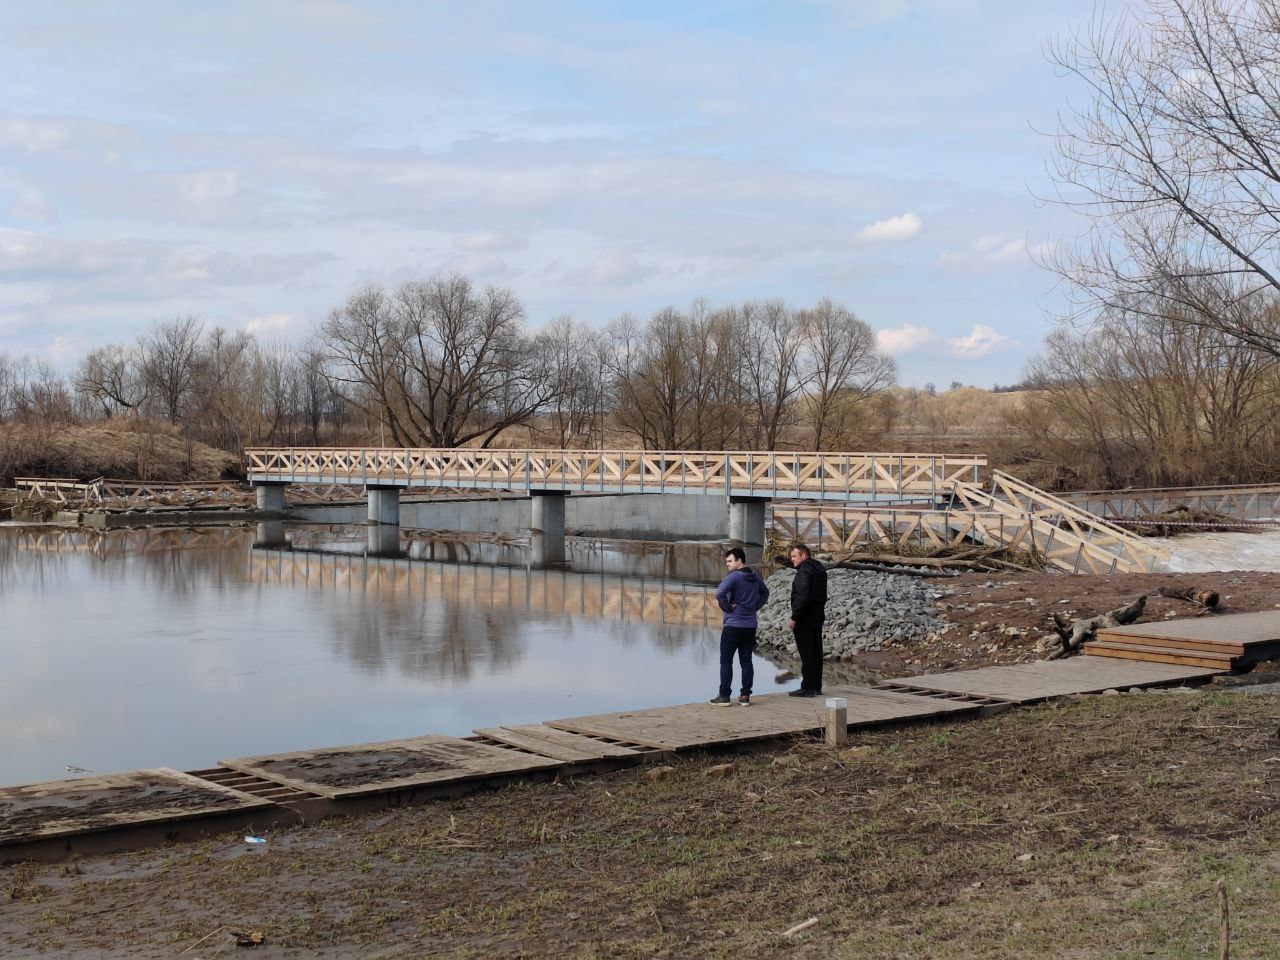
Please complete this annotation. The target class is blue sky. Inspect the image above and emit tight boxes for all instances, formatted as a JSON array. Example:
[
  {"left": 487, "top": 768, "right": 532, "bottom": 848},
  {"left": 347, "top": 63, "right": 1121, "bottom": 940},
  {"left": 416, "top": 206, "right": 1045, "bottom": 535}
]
[{"left": 0, "top": 0, "right": 1095, "bottom": 386}]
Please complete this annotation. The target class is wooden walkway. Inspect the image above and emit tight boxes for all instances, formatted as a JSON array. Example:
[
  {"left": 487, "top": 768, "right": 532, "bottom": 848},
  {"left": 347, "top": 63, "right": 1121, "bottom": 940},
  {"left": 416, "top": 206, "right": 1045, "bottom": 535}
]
[{"left": 2, "top": 647, "right": 1236, "bottom": 863}]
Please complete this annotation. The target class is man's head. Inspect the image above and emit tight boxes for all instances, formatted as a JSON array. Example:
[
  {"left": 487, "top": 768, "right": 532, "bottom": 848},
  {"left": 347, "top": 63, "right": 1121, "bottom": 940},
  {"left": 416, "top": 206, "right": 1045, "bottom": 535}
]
[
  {"left": 724, "top": 546, "right": 747, "bottom": 571},
  {"left": 789, "top": 543, "right": 811, "bottom": 568}
]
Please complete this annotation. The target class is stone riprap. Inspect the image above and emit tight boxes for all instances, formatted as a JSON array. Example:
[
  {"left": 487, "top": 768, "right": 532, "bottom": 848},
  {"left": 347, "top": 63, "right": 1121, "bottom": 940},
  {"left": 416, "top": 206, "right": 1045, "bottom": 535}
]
[{"left": 755, "top": 568, "right": 950, "bottom": 661}]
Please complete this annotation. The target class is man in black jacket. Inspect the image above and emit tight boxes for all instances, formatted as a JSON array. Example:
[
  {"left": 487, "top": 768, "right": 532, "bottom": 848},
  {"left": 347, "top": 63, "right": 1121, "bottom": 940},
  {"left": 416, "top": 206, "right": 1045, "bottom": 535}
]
[{"left": 787, "top": 543, "right": 828, "bottom": 697}]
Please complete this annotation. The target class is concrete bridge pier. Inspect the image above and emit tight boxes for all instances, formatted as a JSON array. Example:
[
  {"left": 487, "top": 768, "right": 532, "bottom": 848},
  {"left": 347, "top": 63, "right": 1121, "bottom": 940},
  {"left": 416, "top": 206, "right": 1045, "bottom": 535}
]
[
  {"left": 254, "top": 481, "right": 289, "bottom": 515},
  {"left": 367, "top": 485, "right": 401, "bottom": 527},
  {"left": 365, "top": 485, "right": 403, "bottom": 556},
  {"left": 530, "top": 491, "right": 568, "bottom": 566},
  {"left": 729, "top": 496, "right": 769, "bottom": 547}
]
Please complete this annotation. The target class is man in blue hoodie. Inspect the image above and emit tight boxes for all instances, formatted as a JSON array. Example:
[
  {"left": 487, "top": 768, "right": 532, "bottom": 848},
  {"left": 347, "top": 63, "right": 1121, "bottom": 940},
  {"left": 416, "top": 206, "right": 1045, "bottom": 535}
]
[{"left": 710, "top": 547, "right": 770, "bottom": 706}]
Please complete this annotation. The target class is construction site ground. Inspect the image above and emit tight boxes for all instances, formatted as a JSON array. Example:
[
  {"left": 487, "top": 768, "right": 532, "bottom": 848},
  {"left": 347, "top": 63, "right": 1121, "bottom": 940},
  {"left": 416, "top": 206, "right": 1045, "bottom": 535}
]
[{"left": 864, "top": 569, "right": 1280, "bottom": 676}]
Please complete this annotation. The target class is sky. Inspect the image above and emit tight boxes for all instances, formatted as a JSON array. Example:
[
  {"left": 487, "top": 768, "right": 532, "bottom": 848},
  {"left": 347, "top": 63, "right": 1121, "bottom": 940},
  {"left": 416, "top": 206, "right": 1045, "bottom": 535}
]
[{"left": 0, "top": 0, "right": 1099, "bottom": 387}]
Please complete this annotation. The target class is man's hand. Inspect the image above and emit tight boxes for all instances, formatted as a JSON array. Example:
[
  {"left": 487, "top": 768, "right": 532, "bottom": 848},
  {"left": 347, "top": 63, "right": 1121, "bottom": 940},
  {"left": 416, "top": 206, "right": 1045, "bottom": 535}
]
[{"left": 788, "top": 618, "right": 796, "bottom": 630}]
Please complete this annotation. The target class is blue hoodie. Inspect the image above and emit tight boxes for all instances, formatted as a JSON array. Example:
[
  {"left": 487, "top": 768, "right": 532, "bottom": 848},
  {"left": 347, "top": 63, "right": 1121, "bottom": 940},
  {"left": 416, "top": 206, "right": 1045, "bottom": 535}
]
[{"left": 716, "top": 567, "right": 770, "bottom": 628}]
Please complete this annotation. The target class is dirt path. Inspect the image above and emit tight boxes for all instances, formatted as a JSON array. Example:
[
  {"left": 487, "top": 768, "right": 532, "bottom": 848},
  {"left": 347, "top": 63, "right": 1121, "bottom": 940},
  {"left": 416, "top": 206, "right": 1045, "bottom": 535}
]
[{"left": 3, "top": 691, "right": 1278, "bottom": 958}]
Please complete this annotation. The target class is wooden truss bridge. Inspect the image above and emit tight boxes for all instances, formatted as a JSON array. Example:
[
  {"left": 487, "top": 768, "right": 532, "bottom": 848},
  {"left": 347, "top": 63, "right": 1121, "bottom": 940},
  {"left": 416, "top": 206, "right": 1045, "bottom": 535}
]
[
  {"left": 244, "top": 448, "right": 986, "bottom": 501},
  {"left": 772, "top": 470, "right": 1167, "bottom": 574}
]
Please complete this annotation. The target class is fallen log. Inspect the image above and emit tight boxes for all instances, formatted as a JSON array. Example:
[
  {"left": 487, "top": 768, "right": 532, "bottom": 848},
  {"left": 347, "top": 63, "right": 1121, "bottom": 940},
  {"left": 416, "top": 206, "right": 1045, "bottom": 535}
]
[
  {"left": 1155, "top": 585, "right": 1220, "bottom": 609},
  {"left": 1047, "top": 594, "right": 1146, "bottom": 660}
]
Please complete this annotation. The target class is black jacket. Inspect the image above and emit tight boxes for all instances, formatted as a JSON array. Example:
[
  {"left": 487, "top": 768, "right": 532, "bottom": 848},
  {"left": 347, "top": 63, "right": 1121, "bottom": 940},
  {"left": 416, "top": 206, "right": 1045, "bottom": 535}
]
[{"left": 790, "top": 557, "right": 828, "bottom": 623}]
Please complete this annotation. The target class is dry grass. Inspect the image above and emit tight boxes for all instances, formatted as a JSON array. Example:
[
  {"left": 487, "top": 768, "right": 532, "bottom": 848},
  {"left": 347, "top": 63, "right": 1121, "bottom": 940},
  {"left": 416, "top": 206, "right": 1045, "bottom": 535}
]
[
  {"left": 3, "top": 692, "right": 1277, "bottom": 958},
  {"left": 0, "top": 420, "right": 238, "bottom": 484}
]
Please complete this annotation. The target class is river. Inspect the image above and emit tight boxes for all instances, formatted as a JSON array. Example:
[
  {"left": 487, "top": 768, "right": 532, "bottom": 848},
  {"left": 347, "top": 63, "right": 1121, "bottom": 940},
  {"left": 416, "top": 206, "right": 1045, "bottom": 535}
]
[{"left": 0, "top": 524, "right": 786, "bottom": 786}]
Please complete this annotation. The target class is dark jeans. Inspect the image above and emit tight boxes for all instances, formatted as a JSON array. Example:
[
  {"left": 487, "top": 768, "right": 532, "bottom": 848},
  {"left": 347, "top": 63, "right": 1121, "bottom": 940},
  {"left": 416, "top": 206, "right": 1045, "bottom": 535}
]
[
  {"left": 719, "top": 625, "right": 756, "bottom": 697},
  {"left": 794, "top": 619, "right": 824, "bottom": 693}
]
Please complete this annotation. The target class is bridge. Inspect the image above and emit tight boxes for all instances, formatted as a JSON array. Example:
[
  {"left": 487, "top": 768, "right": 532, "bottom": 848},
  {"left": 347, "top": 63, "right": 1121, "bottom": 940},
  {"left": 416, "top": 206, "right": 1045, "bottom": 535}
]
[
  {"left": 243, "top": 447, "right": 1168, "bottom": 573},
  {"left": 245, "top": 447, "right": 986, "bottom": 555}
]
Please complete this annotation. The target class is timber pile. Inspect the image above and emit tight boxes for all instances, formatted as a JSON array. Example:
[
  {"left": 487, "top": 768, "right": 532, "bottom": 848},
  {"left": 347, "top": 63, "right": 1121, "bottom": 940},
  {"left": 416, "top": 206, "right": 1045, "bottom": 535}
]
[{"left": 1085, "top": 610, "right": 1280, "bottom": 670}]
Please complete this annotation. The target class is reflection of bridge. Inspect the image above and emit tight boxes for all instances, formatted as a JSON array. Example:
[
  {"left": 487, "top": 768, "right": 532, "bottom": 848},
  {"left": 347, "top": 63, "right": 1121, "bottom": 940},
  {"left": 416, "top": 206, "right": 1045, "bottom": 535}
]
[
  {"left": 4, "top": 526, "right": 246, "bottom": 557},
  {"left": 249, "top": 548, "right": 721, "bottom": 627}
]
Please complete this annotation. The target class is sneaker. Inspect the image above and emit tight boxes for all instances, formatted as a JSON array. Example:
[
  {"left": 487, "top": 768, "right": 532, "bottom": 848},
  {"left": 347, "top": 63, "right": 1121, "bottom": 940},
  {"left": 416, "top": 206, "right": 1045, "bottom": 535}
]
[
  {"left": 708, "top": 695, "right": 732, "bottom": 706},
  {"left": 788, "top": 689, "right": 817, "bottom": 698},
  {"left": 738, "top": 695, "right": 751, "bottom": 706}
]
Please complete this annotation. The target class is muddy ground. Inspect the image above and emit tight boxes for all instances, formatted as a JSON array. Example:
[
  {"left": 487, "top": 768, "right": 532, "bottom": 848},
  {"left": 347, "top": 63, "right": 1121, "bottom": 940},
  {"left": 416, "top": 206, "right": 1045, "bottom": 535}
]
[
  {"left": 2, "top": 691, "right": 1277, "bottom": 958},
  {"left": 862, "top": 569, "right": 1280, "bottom": 676}
]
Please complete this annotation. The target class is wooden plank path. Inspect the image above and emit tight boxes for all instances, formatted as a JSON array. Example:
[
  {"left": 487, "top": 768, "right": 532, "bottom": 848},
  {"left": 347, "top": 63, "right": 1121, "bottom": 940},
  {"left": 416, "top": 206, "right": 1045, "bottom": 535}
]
[
  {"left": 472, "top": 724, "right": 646, "bottom": 763},
  {"left": 1088, "top": 610, "right": 1280, "bottom": 669},
  {"left": 219, "top": 734, "right": 563, "bottom": 800},
  {"left": 0, "top": 648, "right": 1240, "bottom": 862},
  {"left": 545, "top": 685, "right": 983, "bottom": 751},
  {"left": 884, "top": 658, "right": 1218, "bottom": 704},
  {"left": 0, "top": 769, "right": 271, "bottom": 846}
]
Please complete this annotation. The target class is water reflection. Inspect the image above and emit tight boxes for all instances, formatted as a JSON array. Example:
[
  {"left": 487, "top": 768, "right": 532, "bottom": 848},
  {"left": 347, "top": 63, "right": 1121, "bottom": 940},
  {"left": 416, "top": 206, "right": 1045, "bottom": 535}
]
[{"left": 0, "top": 524, "right": 780, "bottom": 785}]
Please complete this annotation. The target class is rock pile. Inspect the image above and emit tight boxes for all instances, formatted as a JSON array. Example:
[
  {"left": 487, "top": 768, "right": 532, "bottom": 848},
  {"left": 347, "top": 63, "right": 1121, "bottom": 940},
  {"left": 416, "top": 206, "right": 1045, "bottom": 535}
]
[{"left": 755, "top": 567, "right": 951, "bottom": 661}]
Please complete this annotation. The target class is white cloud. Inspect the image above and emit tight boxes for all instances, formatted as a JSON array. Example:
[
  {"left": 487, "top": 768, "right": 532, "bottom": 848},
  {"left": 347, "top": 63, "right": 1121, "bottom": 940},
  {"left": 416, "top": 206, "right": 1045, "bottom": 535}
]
[
  {"left": 946, "top": 323, "right": 1013, "bottom": 358},
  {"left": 939, "top": 235, "right": 1050, "bottom": 271},
  {"left": 876, "top": 322, "right": 934, "bottom": 354},
  {"left": 181, "top": 170, "right": 239, "bottom": 204},
  {"left": 564, "top": 251, "right": 654, "bottom": 288},
  {"left": 860, "top": 212, "right": 921, "bottom": 242},
  {"left": 243, "top": 312, "right": 305, "bottom": 337},
  {"left": 453, "top": 231, "right": 528, "bottom": 253}
]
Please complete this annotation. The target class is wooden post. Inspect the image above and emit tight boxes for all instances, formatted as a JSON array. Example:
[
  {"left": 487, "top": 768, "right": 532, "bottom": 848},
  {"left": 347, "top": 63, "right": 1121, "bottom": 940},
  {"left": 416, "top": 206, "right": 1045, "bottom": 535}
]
[{"left": 825, "top": 698, "right": 848, "bottom": 746}]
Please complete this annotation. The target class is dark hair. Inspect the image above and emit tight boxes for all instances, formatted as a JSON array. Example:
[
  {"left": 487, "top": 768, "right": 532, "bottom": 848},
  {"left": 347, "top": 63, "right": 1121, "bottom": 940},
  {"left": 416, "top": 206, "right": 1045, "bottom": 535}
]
[
  {"left": 790, "top": 543, "right": 811, "bottom": 558},
  {"left": 724, "top": 546, "right": 746, "bottom": 563}
]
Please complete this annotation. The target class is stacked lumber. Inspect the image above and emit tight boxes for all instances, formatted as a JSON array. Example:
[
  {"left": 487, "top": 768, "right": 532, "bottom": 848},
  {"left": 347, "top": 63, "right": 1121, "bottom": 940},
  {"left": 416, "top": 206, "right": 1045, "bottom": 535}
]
[{"left": 1085, "top": 610, "right": 1280, "bottom": 670}]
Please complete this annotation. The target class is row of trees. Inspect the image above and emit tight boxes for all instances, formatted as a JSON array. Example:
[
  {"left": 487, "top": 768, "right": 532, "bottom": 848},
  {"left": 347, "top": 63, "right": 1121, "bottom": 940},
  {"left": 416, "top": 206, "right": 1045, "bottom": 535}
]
[
  {"left": 0, "top": 280, "right": 899, "bottom": 467},
  {"left": 317, "top": 276, "right": 895, "bottom": 451}
]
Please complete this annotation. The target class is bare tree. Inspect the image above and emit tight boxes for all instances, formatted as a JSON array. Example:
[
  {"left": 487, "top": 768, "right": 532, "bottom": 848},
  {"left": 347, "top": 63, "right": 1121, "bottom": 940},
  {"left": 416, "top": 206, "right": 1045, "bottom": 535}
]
[
  {"left": 319, "top": 274, "right": 557, "bottom": 448},
  {"left": 1048, "top": 0, "right": 1280, "bottom": 353},
  {"left": 76, "top": 344, "right": 148, "bottom": 416},
  {"left": 799, "top": 298, "right": 897, "bottom": 449},
  {"left": 144, "top": 314, "right": 203, "bottom": 423},
  {"left": 740, "top": 300, "right": 808, "bottom": 449}
]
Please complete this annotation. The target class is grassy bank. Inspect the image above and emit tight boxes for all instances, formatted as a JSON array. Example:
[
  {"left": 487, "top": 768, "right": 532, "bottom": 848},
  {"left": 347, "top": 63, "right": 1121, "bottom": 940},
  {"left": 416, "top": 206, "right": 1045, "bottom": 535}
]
[{"left": 3, "top": 691, "right": 1278, "bottom": 958}]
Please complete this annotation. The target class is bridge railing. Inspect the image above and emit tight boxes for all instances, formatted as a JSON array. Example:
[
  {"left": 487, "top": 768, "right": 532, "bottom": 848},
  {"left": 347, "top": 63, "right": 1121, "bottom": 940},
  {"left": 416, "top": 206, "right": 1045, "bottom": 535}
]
[{"left": 244, "top": 448, "right": 988, "bottom": 500}]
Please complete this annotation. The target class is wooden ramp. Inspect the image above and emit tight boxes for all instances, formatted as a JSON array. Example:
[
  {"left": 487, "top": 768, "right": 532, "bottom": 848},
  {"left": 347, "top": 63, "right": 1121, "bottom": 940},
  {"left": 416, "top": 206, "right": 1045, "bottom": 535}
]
[
  {"left": 1088, "top": 610, "right": 1280, "bottom": 669},
  {"left": 885, "top": 657, "right": 1217, "bottom": 704},
  {"left": 0, "top": 768, "right": 271, "bottom": 848},
  {"left": 544, "top": 685, "right": 980, "bottom": 751},
  {"left": 472, "top": 724, "right": 646, "bottom": 763},
  {"left": 220, "top": 735, "right": 563, "bottom": 800}
]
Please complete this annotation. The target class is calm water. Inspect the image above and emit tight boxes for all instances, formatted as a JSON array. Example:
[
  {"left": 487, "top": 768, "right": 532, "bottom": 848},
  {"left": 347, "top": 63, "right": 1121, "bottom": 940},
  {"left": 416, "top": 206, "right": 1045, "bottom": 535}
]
[{"left": 0, "top": 524, "right": 783, "bottom": 786}]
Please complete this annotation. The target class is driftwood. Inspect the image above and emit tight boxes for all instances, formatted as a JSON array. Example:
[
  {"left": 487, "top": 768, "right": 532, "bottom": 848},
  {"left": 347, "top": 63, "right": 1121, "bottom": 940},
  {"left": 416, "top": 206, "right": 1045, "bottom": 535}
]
[
  {"left": 827, "top": 546, "right": 1038, "bottom": 574},
  {"left": 1047, "top": 594, "right": 1147, "bottom": 660},
  {"left": 1156, "top": 585, "right": 1220, "bottom": 609}
]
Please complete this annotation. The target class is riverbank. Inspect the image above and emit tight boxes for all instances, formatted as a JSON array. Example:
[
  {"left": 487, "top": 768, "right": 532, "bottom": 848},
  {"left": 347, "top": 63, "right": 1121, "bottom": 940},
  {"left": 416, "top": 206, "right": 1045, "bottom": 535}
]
[
  {"left": 3, "top": 689, "right": 1276, "bottom": 958},
  {"left": 826, "top": 568, "right": 1280, "bottom": 676}
]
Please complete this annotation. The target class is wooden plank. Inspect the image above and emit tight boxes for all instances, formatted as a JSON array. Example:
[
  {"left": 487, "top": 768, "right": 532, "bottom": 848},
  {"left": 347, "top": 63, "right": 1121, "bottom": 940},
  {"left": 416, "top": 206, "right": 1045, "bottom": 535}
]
[
  {"left": 0, "top": 768, "right": 271, "bottom": 845},
  {"left": 544, "top": 686, "right": 978, "bottom": 751},
  {"left": 1099, "top": 610, "right": 1280, "bottom": 646},
  {"left": 221, "top": 735, "right": 562, "bottom": 800},
  {"left": 890, "top": 658, "right": 1219, "bottom": 703},
  {"left": 1083, "top": 644, "right": 1237, "bottom": 670},
  {"left": 474, "top": 724, "right": 642, "bottom": 762},
  {"left": 1093, "top": 632, "right": 1248, "bottom": 655}
]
